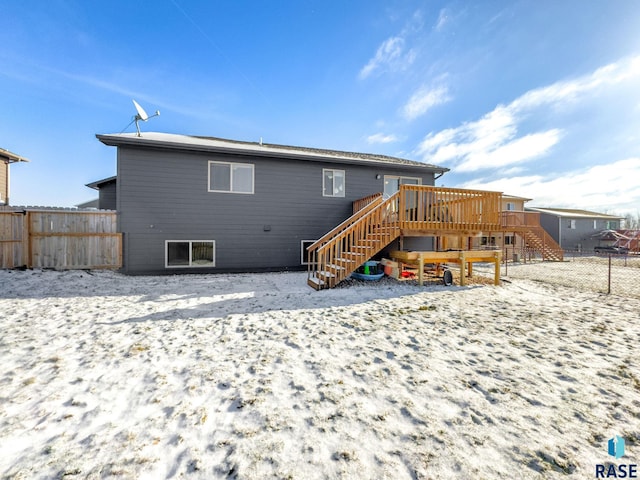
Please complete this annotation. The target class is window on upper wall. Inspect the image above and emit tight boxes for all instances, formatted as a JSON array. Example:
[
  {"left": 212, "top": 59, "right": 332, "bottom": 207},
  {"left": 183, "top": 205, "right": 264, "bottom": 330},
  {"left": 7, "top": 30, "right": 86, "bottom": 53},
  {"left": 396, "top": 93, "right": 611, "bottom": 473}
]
[
  {"left": 606, "top": 221, "right": 618, "bottom": 229},
  {"left": 594, "top": 220, "right": 597, "bottom": 229},
  {"left": 323, "top": 169, "right": 345, "bottom": 197},
  {"left": 568, "top": 220, "right": 576, "bottom": 229},
  {"left": 166, "top": 240, "right": 215, "bottom": 268},
  {"left": 208, "top": 161, "right": 254, "bottom": 194},
  {"left": 506, "top": 202, "right": 516, "bottom": 211}
]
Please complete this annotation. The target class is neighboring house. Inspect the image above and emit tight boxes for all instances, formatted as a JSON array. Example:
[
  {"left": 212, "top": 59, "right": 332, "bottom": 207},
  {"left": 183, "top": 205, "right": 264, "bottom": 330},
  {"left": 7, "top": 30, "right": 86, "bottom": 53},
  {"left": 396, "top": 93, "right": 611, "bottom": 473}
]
[
  {"left": 0, "top": 148, "right": 29, "bottom": 206},
  {"left": 95, "top": 132, "right": 450, "bottom": 275},
  {"left": 526, "top": 207, "right": 624, "bottom": 252},
  {"left": 85, "top": 176, "right": 117, "bottom": 210}
]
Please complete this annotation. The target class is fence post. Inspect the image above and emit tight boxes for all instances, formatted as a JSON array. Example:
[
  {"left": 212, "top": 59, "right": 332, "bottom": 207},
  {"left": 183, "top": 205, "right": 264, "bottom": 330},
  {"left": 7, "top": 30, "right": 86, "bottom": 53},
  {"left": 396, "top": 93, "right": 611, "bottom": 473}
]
[{"left": 607, "top": 254, "right": 612, "bottom": 295}]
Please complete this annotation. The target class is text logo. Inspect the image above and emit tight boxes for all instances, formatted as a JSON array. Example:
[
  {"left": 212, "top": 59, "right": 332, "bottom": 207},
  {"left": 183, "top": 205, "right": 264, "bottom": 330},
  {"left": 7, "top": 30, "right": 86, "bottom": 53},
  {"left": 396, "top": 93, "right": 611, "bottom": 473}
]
[{"left": 609, "top": 436, "right": 626, "bottom": 459}]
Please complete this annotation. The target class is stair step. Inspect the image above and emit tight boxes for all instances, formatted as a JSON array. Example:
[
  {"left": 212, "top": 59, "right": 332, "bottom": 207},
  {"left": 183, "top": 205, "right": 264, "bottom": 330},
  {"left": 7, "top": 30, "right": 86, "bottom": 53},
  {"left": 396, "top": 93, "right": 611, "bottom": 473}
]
[
  {"left": 335, "top": 257, "right": 358, "bottom": 264},
  {"left": 326, "top": 264, "right": 346, "bottom": 272},
  {"left": 341, "top": 252, "right": 366, "bottom": 258},
  {"left": 317, "top": 270, "right": 337, "bottom": 279},
  {"left": 307, "top": 277, "right": 325, "bottom": 290}
]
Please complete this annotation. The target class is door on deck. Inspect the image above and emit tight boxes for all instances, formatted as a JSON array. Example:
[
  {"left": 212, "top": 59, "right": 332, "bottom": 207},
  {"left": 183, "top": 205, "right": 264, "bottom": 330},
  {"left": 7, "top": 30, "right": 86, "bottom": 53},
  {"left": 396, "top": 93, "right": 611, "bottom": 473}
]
[{"left": 384, "top": 176, "right": 421, "bottom": 219}]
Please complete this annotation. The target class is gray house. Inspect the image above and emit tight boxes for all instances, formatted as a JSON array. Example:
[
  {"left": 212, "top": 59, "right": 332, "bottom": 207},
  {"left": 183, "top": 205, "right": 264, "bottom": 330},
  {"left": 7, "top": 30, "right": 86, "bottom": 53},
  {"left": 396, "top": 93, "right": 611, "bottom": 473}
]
[
  {"left": 526, "top": 207, "right": 624, "bottom": 252},
  {"left": 95, "top": 132, "right": 448, "bottom": 275},
  {"left": 85, "top": 176, "right": 117, "bottom": 210}
]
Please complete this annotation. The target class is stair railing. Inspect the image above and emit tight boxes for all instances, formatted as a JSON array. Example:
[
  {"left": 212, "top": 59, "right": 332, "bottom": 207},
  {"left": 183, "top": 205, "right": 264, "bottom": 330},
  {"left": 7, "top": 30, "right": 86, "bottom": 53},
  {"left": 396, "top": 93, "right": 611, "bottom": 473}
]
[{"left": 307, "top": 192, "right": 400, "bottom": 288}]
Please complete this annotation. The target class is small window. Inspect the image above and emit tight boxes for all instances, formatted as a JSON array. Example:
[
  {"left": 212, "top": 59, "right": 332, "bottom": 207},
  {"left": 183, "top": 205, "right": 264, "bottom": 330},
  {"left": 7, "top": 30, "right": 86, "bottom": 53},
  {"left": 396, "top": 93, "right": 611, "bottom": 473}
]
[
  {"left": 209, "top": 161, "right": 254, "bottom": 194},
  {"left": 301, "top": 240, "right": 317, "bottom": 265},
  {"left": 166, "top": 240, "right": 215, "bottom": 268},
  {"left": 506, "top": 202, "right": 516, "bottom": 211},
  {"left": 594, "top": 220, "right": 597, "bottom": 229},
  {"left": 568, "top": 220, "right": 576, "bottom": 229},
  {"left": 323, "top": 169, "right": 345, "bottom": 197},
  {"left": 505, "top": 235, "right": 514, "bottom": 245}
]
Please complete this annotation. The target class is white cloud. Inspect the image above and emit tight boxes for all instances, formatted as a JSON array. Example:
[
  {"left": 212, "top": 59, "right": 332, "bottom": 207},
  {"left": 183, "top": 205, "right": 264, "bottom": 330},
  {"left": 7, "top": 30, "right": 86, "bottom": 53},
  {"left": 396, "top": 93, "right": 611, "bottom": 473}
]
[
  {"left": 456, "top": 129, "right": 563, "bottom": 172},
  {"left": 358, "top": 12, "right": 425, "bottom": 80},
  {"left": 460, "top": 158, "right": 640, "bottom": 214},
  {"left": 359, "top": 37, "right": 410, "bottom": 79},
  {"left": 435, "top": 9, "right": 449, "bottom": 31},
  {"left": 403, "top": 85, "right": 451, "bottom": 120},
  {"left": 416, "top": 55, "right": 640, "bottom": 172},
  {"left": 366, "top": 133, "right": 399, "bottom": 144}
]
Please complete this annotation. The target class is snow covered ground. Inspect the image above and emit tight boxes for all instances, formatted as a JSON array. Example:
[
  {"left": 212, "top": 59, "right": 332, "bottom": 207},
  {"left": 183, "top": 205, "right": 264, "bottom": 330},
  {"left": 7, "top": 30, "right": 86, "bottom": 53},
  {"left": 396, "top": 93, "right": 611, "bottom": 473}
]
[{"left": 1, "top": 268, "right": 639, "bottom": 479}]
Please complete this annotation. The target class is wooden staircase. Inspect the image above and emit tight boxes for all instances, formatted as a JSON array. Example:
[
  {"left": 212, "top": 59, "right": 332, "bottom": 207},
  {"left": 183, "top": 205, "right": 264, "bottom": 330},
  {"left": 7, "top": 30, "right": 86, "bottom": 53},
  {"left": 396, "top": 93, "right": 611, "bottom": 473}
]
[
  {"left": 501, "top": 212, "right": 563, "bottom": 261},
  {"left": 520, "top": 227, "right": 564, "bottom": 261},
  {"left": 307, "top": 192, "right": 401, "bottom": 290}
]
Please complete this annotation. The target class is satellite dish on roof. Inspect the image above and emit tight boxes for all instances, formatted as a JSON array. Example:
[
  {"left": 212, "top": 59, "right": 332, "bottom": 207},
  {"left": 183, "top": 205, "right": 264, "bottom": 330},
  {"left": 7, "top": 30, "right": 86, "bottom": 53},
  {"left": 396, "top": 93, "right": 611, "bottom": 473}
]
[{"left": 132, "top": 99, "right": 160, "bottom": 137}]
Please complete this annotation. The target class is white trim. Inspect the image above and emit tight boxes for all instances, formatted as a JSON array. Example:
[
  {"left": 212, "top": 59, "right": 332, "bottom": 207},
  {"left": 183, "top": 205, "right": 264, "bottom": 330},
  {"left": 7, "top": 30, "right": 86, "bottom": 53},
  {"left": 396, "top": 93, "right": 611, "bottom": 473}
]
[
  {"left": 322, "top": 168, "right": 345, "bottom": 197},
  {"left": 301, "top": 239, "right": 316, "bottom": 265},
  {"left": 165, "top": 240, "right": 216, "bottom": 268},
  {"left": 208, "top": 160, "right": 254, "bottom": 194}
]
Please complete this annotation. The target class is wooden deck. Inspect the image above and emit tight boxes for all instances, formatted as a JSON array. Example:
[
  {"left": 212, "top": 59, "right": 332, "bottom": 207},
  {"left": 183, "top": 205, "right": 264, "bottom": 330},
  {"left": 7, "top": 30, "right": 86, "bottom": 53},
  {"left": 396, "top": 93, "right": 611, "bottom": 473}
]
[
  {"left": 307, "top": 185, "right": 503, "bottom": 289},
  {"left": 390, "top": 249, "right": 502, "bottom": 286}
]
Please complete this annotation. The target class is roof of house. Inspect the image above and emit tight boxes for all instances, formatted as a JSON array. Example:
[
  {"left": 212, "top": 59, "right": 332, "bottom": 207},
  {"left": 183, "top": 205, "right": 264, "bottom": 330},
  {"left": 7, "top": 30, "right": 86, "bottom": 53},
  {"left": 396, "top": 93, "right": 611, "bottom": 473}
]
[
  {"left": 503, "top": 194, "right": 532, "bottom": 202},
  {"left": 96, "top": 132, "right": 449, "bottom": 173},
  {"left": 526, "top": 207, "right": 623, "bottom": 220},
  {"left": 86, "top": 176, "right": 117, "bottom": 190},
  {"left": 0, "top": 148, "right": 30, "bottom": 163}
]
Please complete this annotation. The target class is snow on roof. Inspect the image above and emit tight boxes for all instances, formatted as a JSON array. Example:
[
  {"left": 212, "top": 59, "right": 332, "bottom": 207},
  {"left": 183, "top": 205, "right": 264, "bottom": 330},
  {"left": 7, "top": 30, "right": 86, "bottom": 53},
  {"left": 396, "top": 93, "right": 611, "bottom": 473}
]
[
  {"left": 527, "top": 207, "right": 623, "bottom": 219},
  {"left": 96, "top": 132, "right": 449, "bottom": 172}
]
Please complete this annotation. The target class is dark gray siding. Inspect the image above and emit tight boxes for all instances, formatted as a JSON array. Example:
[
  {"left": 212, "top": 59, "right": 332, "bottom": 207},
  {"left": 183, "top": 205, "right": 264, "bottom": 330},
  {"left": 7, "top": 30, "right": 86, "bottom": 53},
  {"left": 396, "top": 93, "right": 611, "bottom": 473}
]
[
  {"left": 98, "top": 182, "right": 117, "bottom": 210},
  {"left": 536, "top": 212, "right": 621, "bottom": 251},
  {"left": 117, "top": 146, "right": 436, "bottom": 274},
  {"left": 537, "top": 213, "right": 560, "bottom": 245}
]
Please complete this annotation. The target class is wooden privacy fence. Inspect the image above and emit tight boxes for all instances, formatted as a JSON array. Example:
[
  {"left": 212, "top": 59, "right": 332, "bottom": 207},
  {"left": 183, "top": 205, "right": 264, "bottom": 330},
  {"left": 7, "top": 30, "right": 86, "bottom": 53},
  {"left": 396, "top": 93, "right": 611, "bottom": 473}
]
[{"left": 0, "top": 208, "right": 121, "bottom": 269}]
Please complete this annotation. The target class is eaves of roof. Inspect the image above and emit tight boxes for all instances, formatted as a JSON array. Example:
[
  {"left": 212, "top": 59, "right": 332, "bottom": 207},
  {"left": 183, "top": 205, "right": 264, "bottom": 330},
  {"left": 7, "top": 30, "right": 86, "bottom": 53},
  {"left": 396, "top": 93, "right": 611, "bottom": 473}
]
[
  {"left": 0, "top": 148, "right": 30, "bottom": 163},
  {"left": 527, "top": 207, "right": 624, "bottom": 219},
  {"left": 96, "top": 132, "right": 449, "bottom": 173},
  {"left": 86, "top": 175, "right": 117, "bottom": 190}
]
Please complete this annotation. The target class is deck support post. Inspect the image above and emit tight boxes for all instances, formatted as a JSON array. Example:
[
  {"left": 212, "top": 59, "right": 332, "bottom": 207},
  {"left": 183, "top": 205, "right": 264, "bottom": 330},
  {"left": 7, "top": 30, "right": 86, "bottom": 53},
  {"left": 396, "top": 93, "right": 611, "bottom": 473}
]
[{"left": 459, "top": 251, "right": 466, "bottom": 286}]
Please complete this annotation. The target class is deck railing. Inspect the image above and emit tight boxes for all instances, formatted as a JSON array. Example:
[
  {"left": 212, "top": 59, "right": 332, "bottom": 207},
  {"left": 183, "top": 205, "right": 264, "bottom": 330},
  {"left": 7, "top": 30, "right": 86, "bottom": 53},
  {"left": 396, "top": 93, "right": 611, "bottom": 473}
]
[
  {"left": 307, "top": 185, "right": 504, "bottom": 288},
  {"left": 399, "top": 185, "right": 502, "bottom": 232},
  {"left": 501, "top": 211, "right": 541, "bottom": 228}
]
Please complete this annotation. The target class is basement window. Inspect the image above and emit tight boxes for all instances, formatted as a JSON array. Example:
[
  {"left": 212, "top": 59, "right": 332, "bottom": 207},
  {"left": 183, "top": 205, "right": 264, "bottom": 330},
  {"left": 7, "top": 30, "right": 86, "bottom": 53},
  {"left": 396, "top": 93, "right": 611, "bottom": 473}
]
[
  {"left": 166, "top": 240, "right": 215, "bottom": 268},
  {"left": 209, "top": 161, "right": 254, "bottom": 194},
  {"left": 301, "top": 240, "right": 317, "bottom": 265}
]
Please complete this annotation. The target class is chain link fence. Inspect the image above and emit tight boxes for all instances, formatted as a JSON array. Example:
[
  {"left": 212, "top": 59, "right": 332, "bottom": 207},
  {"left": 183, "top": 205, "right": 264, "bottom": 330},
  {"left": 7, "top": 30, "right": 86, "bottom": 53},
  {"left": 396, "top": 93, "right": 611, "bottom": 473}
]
[{"left": 499, "top": 251, "right": 640, "bottom": 298}]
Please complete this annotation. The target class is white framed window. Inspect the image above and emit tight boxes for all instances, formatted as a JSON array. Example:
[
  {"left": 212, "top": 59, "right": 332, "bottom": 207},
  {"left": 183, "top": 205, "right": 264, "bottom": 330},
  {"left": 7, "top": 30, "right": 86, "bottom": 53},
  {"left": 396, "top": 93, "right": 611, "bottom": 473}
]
[
  {"left": 208, "top": 161, "right": 254, "bottom": 194},
  {"left": 505, "top": 235, "right": 515, "bottom": 245},
  {"left": 594, "top": 220, "right": 597, "bottom": 229},
  {"left": 301, "top": 240, "right": 317, "bottom": 265},
  {"left": 323, "top": 169, "right": 345, "bottom": 197},
  {"left": 568, "top": 220, "right": 576, "bottom": 229},
  {"left": 506, "top": 202, "right": 516, "bottom": 211},
  {"left": 166, "top": 240, "right": 215, "bottom": 268}
]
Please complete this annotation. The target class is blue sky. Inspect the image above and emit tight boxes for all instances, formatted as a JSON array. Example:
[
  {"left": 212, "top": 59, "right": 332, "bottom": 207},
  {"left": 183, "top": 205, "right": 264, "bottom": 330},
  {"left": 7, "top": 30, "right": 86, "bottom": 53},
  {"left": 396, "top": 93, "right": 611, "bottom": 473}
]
[{"left": 2, "top": 1, "right": 640, "bottom": 214}]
